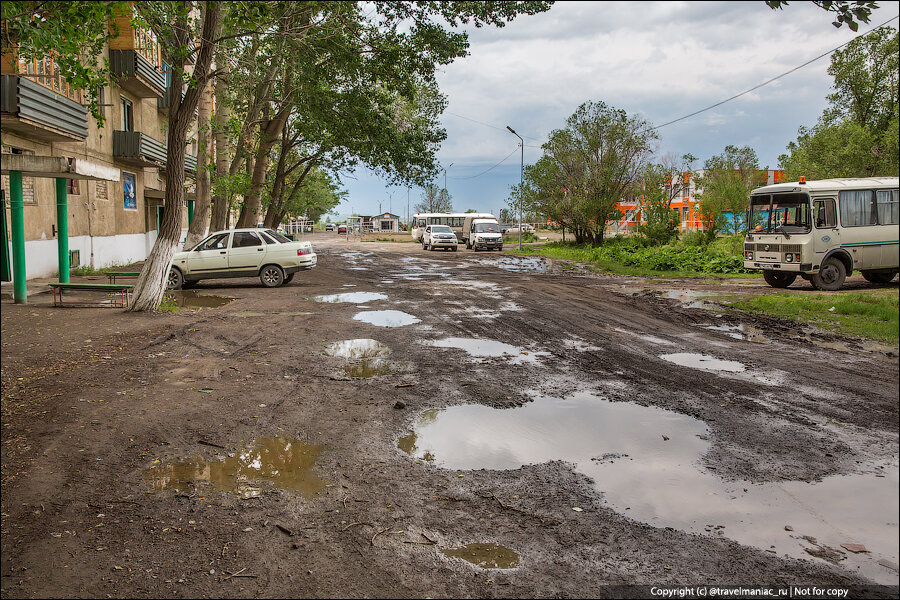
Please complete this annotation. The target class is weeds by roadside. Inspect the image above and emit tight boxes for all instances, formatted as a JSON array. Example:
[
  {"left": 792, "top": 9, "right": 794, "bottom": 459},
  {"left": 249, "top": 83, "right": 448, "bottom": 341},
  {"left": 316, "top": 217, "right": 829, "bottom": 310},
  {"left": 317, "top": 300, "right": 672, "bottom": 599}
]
[{"left": 722, "top": 288, "right": 899, "bottom": 344}]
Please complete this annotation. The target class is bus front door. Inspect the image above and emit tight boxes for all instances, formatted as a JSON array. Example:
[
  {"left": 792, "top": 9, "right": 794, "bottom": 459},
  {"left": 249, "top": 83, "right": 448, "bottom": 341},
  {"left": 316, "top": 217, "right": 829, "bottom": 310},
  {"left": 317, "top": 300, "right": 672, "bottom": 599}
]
[{"left": 813, "top": 198, "right": 839, "bottom": 263}]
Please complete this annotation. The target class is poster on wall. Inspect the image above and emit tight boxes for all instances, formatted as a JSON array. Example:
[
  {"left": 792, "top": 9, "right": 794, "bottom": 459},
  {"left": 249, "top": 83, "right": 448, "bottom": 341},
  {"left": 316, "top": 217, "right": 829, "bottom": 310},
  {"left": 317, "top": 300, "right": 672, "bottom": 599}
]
[{"left": 123, "top": 172, "right": 136, "bottom": 210}]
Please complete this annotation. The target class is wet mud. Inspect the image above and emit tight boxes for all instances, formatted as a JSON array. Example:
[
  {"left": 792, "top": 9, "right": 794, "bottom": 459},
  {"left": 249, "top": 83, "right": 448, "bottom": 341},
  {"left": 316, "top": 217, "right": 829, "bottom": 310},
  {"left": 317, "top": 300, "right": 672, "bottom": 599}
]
[{"left": 2, "top": 234, "right": 897, "bottom": 598}]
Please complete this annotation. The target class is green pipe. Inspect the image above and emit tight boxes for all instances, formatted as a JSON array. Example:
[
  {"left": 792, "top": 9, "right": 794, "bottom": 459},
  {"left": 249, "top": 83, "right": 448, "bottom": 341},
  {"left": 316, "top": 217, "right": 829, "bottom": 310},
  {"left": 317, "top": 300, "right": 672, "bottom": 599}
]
[
  {"left": 188, "top": 199, "right": 194, "bottom": 225},
  {"left": 9, "top": 171, "right": 27, "bottom": 304},
  {"left": 56, "top": 178, "right": 70, "bottom": 283}
]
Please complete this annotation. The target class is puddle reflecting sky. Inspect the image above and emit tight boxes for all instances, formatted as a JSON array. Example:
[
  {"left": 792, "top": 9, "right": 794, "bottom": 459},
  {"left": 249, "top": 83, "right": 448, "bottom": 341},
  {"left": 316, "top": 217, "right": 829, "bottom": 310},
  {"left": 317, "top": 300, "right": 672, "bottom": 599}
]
[
  {"left": 399, "top": 392, "right": 899, "bottom": 583},
  {"left": 423, "top": 337, "right": 545, "bottom": 364},
  {"left": 167, "top": 290, "right": 234, "bottom": 309},
  {"left": 659, "top": 352, "right": 746, "bottom": 373},
  {"left": 145, "top": 435, "right": 325, "bottom": 498},
  {"left": 353, "top": 310, "right": 421, "bottom": 327},
  {"left": 314, "top": 292, "right": 388, "bottom": 303},
  {"left": 324, "top": 339, "right": 390, "bottom": 359}
]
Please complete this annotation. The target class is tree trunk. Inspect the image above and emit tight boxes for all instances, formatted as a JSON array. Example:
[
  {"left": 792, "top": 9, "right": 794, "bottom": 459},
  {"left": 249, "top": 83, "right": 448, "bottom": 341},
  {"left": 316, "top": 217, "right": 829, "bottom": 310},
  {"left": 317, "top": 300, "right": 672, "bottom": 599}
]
[
  {"left": 184, "top": 81, "right": 213, "bottom": 249},
  {"left": 236, "top": 108, "right": 290, "bottom": 228},
  {"left": 128, "top": 1, "right": 220, "bottom": 311},
  {"left": 210, "top": 52, "right": 231, "bottom": 231}
]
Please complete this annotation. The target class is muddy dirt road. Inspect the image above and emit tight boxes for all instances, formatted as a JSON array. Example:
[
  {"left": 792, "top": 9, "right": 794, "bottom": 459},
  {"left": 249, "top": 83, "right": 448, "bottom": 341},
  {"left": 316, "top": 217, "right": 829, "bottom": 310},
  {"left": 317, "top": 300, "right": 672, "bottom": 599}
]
[{"left": 2, "top": 234, "right": 898, "bottom": 598}]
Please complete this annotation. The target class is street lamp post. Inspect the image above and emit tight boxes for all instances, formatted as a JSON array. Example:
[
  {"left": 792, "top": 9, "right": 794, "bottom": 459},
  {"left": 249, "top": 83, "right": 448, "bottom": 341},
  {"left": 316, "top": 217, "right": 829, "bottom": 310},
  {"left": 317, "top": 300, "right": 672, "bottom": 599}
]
[
  {"left": 506, "top": 126, "right": 524, "bottom": 250},
  {"left": 442, "top": 163, "right": 453, "bottom": 208}
]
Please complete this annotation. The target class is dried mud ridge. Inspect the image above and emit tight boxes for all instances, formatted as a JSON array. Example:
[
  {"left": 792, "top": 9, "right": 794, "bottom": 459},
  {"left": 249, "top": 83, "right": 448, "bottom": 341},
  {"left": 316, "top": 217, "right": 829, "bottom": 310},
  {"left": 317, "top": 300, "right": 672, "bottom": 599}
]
[{"left": 2, "top": 238, "right": 898, "bottom": 598}]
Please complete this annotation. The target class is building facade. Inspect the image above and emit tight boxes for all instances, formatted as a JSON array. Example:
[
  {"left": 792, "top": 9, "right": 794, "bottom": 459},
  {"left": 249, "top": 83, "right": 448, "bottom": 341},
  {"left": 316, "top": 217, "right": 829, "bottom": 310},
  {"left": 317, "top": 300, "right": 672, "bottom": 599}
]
[{"left": 2, "top": 7, "right": 198, "bottom": 280}]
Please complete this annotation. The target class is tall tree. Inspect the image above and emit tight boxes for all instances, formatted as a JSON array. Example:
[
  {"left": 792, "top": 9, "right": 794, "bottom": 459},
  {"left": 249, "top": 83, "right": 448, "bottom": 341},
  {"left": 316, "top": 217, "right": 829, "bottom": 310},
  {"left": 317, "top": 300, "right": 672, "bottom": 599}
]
[
  {"left": 779, "top": 26, "right": 898, "bottom": 178},
  {"left": 519, "top": 101, "right": 657, "bottom": 245},
  {"left": 695, "top": 145, "right": 765, "bottom": 241},
  {"left": 415, "top": 184, "right": 452, "bottom": 213}
]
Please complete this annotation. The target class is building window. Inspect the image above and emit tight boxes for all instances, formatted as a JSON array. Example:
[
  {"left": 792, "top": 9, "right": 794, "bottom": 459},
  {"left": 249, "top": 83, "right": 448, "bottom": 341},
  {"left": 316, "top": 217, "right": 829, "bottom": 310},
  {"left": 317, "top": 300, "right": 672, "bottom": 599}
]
[
  {"left": 121, "top": 97, "right": 133, "bottom": 132},
  {"left": 67, "top": 179, "right": 80, "bottom": 195}
]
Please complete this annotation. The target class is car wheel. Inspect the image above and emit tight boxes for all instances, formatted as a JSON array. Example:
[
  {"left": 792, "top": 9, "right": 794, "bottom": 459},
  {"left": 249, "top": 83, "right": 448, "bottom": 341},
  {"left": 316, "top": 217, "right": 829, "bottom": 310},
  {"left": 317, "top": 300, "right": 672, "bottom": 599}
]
[
  {"left": 284, "top": 273, "right": 295, "bottom": 284},
  {"left": 260, "top": 264, "right": 285, "bottom": 288},
  {"left": 811, "top": 256, "right": 846, "bottom": 291},
  {"left": 498, "top": 246, "right": 503, "bottom": 251},
  {"left": 466, "top": 241, "right": 472, "bottom": 249},
  {"left": 167, "top": 267, "right": 184, "bottom": 290},
  {"left": 452, "top": 246, "right": 457, "bottom": 252},
  {"left": 762, "top": 270, "right": 796, "bottom": 288},
  {"left": 861, "top": 269, "right": 896, "bottom": 284}
]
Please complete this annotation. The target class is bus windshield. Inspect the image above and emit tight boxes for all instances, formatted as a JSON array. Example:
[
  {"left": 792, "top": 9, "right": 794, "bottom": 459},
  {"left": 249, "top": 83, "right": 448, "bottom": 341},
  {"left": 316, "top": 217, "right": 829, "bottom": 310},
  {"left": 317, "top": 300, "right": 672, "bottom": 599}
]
[{"left": 749, "top": 193, "right": 811, "bottom": 234}]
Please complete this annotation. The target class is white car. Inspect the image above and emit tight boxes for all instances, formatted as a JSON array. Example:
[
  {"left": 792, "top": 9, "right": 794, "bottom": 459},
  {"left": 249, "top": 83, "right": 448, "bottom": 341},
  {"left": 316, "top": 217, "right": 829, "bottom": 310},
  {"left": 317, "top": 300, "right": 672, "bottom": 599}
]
[
  {"left": 167, "top": 228, "right": 317, "bottom": 289},
  {"left": 422, "top": 225, "right": 458, "bottom": 251}
]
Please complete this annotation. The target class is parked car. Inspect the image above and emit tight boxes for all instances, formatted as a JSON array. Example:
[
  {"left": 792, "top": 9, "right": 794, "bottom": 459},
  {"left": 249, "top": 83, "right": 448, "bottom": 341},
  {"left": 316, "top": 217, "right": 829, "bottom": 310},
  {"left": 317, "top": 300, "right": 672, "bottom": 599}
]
[
  {"left": 167, "top": 228, "right": 317, "bottom": 289},
  {"left": 337, "top": 224, "right": 348, "bottom": 234},
  {"left": 422, "top": 224, "right": 458, "bottom": 251},
  {"left": 325, "top": 223, "right": 335, "bottom": 232}
]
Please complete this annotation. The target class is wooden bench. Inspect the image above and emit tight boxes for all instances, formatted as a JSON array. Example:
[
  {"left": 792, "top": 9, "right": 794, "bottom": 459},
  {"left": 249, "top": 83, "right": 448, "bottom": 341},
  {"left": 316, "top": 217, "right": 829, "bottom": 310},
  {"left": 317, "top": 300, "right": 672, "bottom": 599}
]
[
  {"left": 103, "top": 271, "right": 141, "bottom": 283},
  {"left": 48, "top": 282, "right": 134, "bottom": 308}
]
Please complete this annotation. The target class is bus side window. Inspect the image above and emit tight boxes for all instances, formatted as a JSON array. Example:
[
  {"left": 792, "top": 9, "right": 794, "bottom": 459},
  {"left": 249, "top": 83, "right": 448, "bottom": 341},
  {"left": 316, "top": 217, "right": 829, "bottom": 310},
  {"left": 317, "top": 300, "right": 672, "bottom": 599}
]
[{"left": 814, "top": 198, "right": 836, "bottom": 228}]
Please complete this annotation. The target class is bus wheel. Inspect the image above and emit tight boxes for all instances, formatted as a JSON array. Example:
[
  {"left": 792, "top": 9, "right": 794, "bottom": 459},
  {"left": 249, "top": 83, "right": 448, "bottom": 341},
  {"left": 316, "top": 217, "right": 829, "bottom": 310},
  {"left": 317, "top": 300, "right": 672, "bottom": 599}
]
[
  {"left": 861, "top": 269, "right": 896, "bottom": 284},
  {"left": 763, "top": 270, "right": 796, "bottom": 288},
  {"left": 811, "top": 256, "right": 846, "bottom": 291}
]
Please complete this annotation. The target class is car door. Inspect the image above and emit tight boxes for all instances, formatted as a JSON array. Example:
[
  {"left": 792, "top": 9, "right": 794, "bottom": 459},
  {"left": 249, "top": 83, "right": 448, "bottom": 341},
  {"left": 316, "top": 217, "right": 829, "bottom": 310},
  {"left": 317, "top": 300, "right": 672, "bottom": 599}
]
[
  {"left": 228, "top": 231, "right": 267, "bottom": 273},
  {"left": 184, "top": 232, "right": 231, "bottom": 276}
]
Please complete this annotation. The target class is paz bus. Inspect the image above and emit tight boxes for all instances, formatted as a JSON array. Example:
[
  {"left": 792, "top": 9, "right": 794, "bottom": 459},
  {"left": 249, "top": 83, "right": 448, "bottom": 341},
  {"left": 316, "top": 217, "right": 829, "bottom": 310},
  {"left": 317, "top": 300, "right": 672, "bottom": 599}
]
[
  {"left": 744, "top": 177, "right": 898, "bottom": 290},
  {"left": 410, "top": 212, "right": 495, "bottom": 242}
]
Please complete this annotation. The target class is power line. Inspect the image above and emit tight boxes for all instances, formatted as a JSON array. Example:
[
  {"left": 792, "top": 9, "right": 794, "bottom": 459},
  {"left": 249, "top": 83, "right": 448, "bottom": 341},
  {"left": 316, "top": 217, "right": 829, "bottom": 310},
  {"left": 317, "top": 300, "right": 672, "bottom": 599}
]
[{"left": 449, "top": 146, "right": 520, "bottom": 180}]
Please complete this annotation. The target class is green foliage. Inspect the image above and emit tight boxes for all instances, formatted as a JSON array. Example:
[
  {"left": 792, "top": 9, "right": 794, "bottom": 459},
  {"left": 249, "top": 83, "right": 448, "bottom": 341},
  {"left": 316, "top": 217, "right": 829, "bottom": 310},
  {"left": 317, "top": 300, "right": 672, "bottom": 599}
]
[
  {"left": 694, "top": 145, "right": 764, "bottom": 243},
  {"left": 765, "top": 1, "right": 879, "bottom": 31},
  {"left": 636, "top": 160, "right": 692, "bottom": 246},
  {"left": 517, "top": 101, "right": 658, "bottom": 245},
  {"left": 415, "top": 184, "right": 452, "bottom": 213},
  {"left": 504, "top": 232, "right": 538, "bottom": 243},
  {"left": 511, "top": 237, "right": 750, "bottom": 275},
  {"left": 1, "top": 1, "right": 127, "bottom": 125},
  {"left": 158, "top": 293, "right": 179, "bottom": 312},
  {"left": 780, "top": 26, "right": 899, "bottom": 178}
]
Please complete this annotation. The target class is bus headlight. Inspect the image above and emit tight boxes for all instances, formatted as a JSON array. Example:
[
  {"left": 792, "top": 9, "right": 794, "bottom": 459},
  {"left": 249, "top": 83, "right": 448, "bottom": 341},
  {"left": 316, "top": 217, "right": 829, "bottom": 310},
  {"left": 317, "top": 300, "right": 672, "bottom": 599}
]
[
  {"left": 744, "top": 251, "right": 753, "bottom": 260},
  {"left": 785, "top": 254, "right": 793, "bottom": 263}
]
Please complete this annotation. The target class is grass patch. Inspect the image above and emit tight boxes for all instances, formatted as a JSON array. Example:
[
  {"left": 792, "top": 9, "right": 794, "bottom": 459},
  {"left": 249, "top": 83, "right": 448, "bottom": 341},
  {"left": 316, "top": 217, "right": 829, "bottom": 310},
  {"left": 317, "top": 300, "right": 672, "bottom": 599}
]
[
  {"left": 158, "top": 294, "right": 179, "bottom": 313},
  {"left": 506, "top": 236, "right": 754, "bottom": 278},
  {"left": 363, "top": 237, "right": 417, "bottom": 243},
  {"left": 724, "top": 289, "right": 899, "bottom": 343}
]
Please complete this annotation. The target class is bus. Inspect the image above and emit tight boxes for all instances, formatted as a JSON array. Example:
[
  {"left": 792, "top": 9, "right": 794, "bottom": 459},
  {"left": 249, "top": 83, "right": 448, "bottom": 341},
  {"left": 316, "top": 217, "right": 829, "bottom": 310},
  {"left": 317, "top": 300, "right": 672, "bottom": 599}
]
[
  {"left": 744, "top": 177, "right": 898, "bottom": 290},
  {"left": 410, "top": 212, "right": 495, "bottom": 242}
]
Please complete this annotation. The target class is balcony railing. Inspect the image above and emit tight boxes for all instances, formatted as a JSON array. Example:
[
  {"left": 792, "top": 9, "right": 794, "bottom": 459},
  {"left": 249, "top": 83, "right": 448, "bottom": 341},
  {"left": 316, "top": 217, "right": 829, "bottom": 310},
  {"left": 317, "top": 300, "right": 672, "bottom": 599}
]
[
  {"left": 1, "top": 74, "right": 88, "bottom": 142},
  {"left": 113, "top": 130, "right": 196, "bottom": 175},
  {"left": 109, "top": 50, "right": 166, "bottom": 98}
]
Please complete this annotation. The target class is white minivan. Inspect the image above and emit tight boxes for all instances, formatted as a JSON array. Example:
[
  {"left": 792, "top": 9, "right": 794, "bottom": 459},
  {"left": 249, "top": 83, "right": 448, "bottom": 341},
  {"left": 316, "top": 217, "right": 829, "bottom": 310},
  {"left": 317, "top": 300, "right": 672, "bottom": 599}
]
[{"left": 462, "top": 216, "right": 503, "bottom": 251}]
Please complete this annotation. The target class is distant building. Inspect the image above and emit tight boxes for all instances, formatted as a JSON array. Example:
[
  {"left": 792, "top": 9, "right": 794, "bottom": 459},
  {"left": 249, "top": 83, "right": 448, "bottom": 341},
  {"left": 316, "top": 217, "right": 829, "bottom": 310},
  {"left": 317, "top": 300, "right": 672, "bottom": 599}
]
[{"left": 361, "top": 213, "right": 400, "bottom": 233}]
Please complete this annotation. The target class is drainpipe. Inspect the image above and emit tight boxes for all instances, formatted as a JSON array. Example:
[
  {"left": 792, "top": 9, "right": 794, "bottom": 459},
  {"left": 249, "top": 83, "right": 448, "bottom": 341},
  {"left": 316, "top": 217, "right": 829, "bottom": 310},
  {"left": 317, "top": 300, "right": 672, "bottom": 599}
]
[
  {"left": 56, "top": 178, "right": 70, "bottom": 283},
  {"left": 9, "top": 171, "right": 27, "bottom": 303}
]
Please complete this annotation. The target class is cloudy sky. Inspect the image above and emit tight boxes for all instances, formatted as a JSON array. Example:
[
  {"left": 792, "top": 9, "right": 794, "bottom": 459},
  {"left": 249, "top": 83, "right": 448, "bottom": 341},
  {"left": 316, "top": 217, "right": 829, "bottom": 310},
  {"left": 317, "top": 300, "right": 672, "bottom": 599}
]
[{"left": 334, "top": 1, "right": 900, "bottom": 220}]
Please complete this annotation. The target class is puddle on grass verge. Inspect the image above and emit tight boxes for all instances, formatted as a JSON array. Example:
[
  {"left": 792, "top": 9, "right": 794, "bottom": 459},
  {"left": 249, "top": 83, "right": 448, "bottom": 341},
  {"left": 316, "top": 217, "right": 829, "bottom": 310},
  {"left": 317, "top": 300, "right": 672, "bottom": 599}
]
[
  {"left": 167, "top": 290, "right": 235, "bottom": 309},
  {"left": 314, "top": 292, "right": 388, "bottom": 304},
  {"left": 422, "top": 337, "right": 546, "bottom": 365},
  {"left": 442, "top": 543, "right": 520, "bottom": 569},
  {"left": 144, "top": 435, "right": 325, "bottom": 499},
  {"left": 353, "top": 310, "right": 421, "bottom": 327},
  {"left": 398, "top": 391, "right": 899, "bottom": 584}
]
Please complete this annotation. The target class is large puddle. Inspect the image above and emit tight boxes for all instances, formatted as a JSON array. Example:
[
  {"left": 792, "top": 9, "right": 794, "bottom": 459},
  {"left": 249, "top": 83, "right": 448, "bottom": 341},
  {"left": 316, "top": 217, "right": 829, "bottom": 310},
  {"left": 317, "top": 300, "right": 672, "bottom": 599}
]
[
  {"left": 398, "top": 392, "right": 899, "bottom": 583},
  {"left": 659, "top": 352, "right": 746, "bottom": 373},
  {"left": 442, "top": 543, "right": 520, "bottom": 569},
  {"left": 353, "top": 310, "right": 421, "bottom": 327},
  {"left": 422, "top": 337, "right": 544, "bottom": 365},
  {"left": 314, "top": 292, "right": 388, "bottom": 304},
  {"left": 324, "top": 339, "right": 394, "bottom": 378},
  {"left": 167, "top": 290, "right": 235, "bottom": 309},
  {"left": 144, "top": 435, "right": 325, "bottom": 499}
]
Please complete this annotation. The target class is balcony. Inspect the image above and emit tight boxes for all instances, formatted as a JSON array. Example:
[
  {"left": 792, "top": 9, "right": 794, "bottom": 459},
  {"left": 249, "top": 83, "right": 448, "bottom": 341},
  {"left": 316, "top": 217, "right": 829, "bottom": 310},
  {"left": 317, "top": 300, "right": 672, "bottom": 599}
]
[
  {"left": 0, "top": 75, "right": 88, "bottom": 142},
  {"left": 113, "top": 130, "right": 197, "bottom": 176},
  {"left": 109, "top": 50, "right": 166, "bottom": 98}
]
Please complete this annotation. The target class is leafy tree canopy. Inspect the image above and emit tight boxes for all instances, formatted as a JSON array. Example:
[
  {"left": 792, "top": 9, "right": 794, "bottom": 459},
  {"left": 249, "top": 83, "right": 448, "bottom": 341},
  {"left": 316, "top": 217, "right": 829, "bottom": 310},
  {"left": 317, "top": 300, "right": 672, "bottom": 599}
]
[{"left": 765, "top": 1, "right": 880, "bottom": 31}]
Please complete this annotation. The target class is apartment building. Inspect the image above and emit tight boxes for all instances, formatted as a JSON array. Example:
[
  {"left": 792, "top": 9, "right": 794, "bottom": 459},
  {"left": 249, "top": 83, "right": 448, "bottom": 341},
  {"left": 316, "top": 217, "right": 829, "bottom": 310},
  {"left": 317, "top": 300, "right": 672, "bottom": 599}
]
[{"left": 1, "top": 9, "right": 197, "bottom": 280}]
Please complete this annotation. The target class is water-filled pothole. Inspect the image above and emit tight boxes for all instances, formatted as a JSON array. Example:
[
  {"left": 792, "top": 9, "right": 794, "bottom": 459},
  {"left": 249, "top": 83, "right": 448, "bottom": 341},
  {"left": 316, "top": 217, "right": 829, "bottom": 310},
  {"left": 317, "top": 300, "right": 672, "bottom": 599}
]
[
  {"left": 705, "top": 323, "right": 770, "bottom": 342},
  {"left": 314, "top": 292, "right": 388, "bottom": 304},
  {"left": 659, "top": 352, "right": 745, "bottom": 372},
  {"left": 398, "top": 391, "right": 898, "bottom": 583},
  {"left": 353, "top": 310, "right": 421, "bottom": 327},
  {"left": 167, "top": 290, "right": 234, "bottom": 309},
  {"left": 441, "top": 543, "right": 520, "bottom": 569},
  {"left": 144, "top": 435, "right": 325, "bottom": 498},
  {"left": 422, "top": 337, "right": 544, "bottom": 364},
  {"left": 324, "top": 339, "right": 390, "bottom": 359}
]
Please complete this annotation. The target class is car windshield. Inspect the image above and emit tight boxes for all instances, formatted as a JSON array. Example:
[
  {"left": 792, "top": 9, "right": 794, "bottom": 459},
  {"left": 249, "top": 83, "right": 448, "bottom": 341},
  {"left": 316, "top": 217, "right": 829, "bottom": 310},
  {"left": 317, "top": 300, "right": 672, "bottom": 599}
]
[
  {"left": 749, "top": 193, "right": 811, "bottom": 233},
  {"left": 473, "top": 222, "right": 499, "bottom": 232},
  {"left": 432, "top": 226, "right": 452, "bottom": 233}
]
